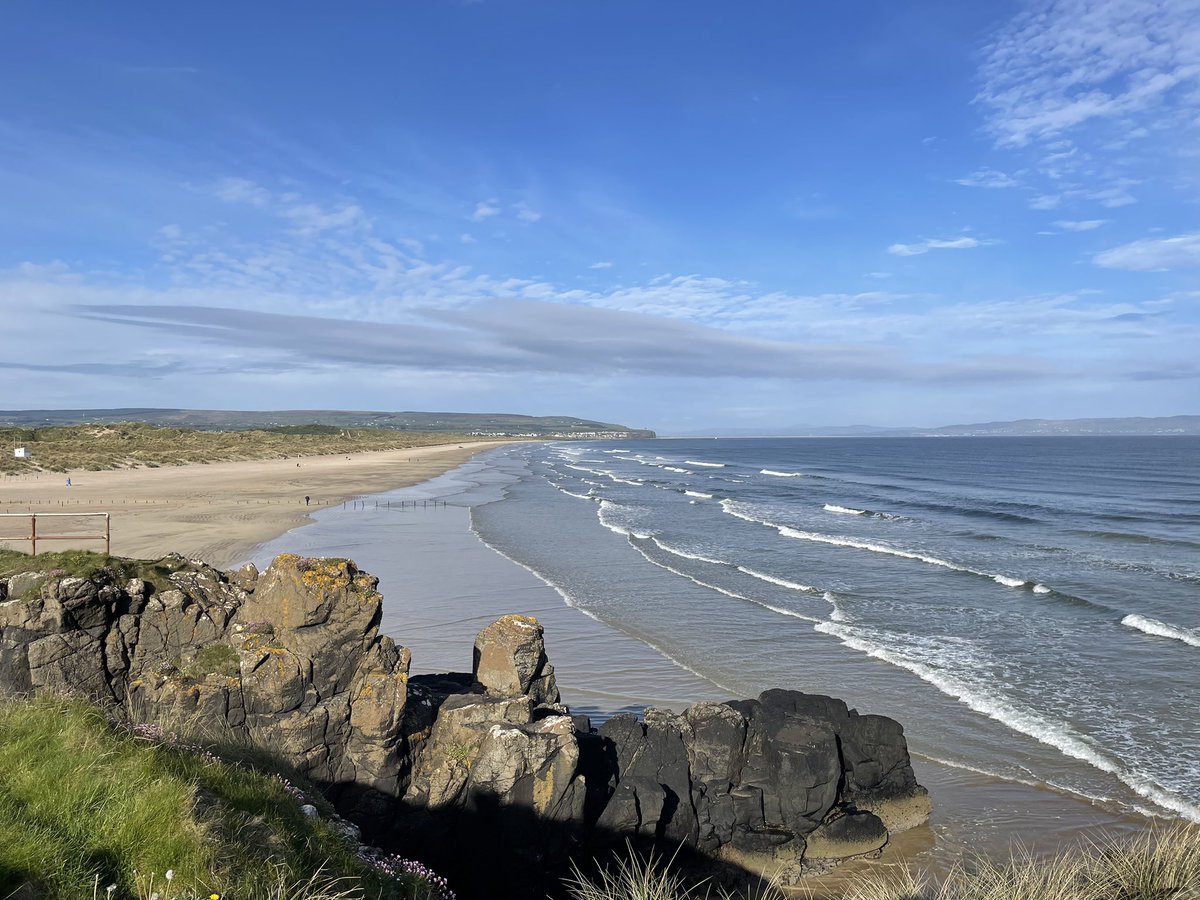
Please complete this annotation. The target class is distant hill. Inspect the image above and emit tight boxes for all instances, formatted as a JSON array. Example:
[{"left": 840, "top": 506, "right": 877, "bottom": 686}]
[
  {"left": 670, "top": 415, "right": 1200, "bottom": 438},
  {"left": 0, "top": 408, "right": 655, "bottom": 438}
]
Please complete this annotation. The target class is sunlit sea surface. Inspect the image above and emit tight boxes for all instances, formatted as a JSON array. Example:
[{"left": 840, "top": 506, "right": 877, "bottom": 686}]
[
  {"left": 469, "top": 437, "right": 1200, "bottom": 825},
  {"left": 255, "top": 436, "right": 1199, "bottom": 829}
]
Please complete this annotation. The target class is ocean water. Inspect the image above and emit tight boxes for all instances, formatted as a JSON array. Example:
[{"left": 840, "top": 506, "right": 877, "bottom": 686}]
[{"left": 465, "top": 437, "right": 1200, "bottom": 826}]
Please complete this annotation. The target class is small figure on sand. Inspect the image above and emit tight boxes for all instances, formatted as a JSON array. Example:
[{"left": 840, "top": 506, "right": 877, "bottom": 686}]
[
  {"left": 65, "top": 477, "right": 71, "bottom": 487},
  {"left": 305, "top": 495, "right": 310, "bottom": 506}
]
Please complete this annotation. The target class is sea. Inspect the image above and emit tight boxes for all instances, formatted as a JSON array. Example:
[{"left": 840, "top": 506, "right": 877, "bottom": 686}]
[{"left": 256, "top": 436, "right": 1200, "bottom": 833}]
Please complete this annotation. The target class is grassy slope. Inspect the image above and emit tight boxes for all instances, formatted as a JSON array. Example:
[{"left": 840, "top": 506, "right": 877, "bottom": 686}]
[
  {"left": 0, "top": 696, "right": 447, "bottom": 900},
  {"left": 0, "top": 422, "right": 484, "bottom": 474},
  {"left": 0, "top": 409, "right": 649, "bottom": 435}
]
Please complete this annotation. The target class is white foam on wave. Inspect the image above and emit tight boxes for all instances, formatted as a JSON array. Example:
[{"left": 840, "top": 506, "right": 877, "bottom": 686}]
[
  {"left": 662, "top": 466, "right": 691, "bottom": 474},
  {"left": 1033, "top": 584, "right": 1052, "bottom": 594},
  {"left": 761, "top": 469, "right": 803, "bottom": 477},
  {"left": 652, "top": 538, "right": 728, "bottom": 566},
  {"left": 553, "top": 485, "right": 594, "bottom": 501},
  {"left": 735, "top": 566, "right": 818, "bottom": 593},
  {"left": 993, "top": 574, "right": 1027, "bottom": 588},
  {"left": 564, "top": 463, "right": 607, "bottom": 477},
  {"left": 597, "top": 500, "right": 655, "bottom": 540},
  {"left": 825, "top": 593, "right": 851, "bottom": 623},
  {"left": 824, "top": 504, "right": 866, "bottom": 515},
  {"left": 1122, "top": 614, "right": 1200, "bottom": 648},
  {"left": 630, "top": 544, "right": 822, "bottom": 624},
  {"left": 814, "top": 619, "right": 1200, "bottom": 822},
  {"left": 685, "top": 490, "right": 714, "bottom": 499},
  {"left": 686, "top": 460, "right": 726, "bottom": 468},
  {"left": 603, "top": 449, "right": 631, "bottom": 454},
  {"left": 721, "top": 499, "right": 1037, "bottom": 592}
]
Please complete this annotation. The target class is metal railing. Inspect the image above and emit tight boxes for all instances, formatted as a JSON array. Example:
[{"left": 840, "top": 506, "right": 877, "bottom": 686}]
[{"left": 0, "top": 512, "right": 110, "bottom": 555}]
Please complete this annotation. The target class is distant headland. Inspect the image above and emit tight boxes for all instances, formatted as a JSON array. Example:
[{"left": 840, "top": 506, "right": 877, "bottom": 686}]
[{"left": 670, "top": 414, "right": 1200, "bottom": 438}]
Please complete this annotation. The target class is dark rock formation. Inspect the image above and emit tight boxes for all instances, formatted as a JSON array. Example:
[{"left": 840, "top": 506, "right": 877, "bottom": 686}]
[{"left": 0, "top": 553, "right": 930, "bottom": 894}]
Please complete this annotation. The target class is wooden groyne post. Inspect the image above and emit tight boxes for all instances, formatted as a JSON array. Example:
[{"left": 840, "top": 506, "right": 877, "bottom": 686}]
[{"left": 0, "top": 512, "right": 110, "bottom": 555}]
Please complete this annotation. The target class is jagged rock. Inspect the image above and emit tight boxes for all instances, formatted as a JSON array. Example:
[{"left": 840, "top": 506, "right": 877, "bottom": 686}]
[
  {"left": 230, "top": 562, "right": 259, "bottom": 592},
  {"left": 473, "top": 614, "right": 559, "bottom": 704},
  {"left": 0, "top": 552, "right": 409, "bottom": 825}
]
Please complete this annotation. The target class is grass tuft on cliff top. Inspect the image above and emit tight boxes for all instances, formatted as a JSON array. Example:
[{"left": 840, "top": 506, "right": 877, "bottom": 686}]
[
  {"left": 0, "top": 548, "right": 200, "bottom": 594},
  {"left": 0, "top": 695, "right": 444, "bottom": 900}
]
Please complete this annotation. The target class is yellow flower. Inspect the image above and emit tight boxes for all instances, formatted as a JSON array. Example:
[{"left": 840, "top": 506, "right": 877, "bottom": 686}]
[{"left": 210, "top": 894, "right": 221, "bottom": 900}]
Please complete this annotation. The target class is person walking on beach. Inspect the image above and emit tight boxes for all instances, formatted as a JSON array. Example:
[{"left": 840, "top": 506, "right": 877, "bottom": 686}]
[
  {"left": 305, "top": 495, "right": 310, "bottom": 506},
  {"left": 65, "top": 477, "right": 71, "bottom": 487}
]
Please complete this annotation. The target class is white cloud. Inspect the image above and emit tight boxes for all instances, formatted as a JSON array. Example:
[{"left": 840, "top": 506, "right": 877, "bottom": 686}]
[
  {"left": 589, "top": 261, "right": 613, "bottom": 269},
  {"left": 1094, "top": 232, "right": 1200, "bottom": 270},
  {"left": 280, "top": 202, "right": 364, "bottom": 235},
  {"left": 472, "top": 198, "right": 501, "bottom": 221},
  {"left": 460, "top": 233, "right": 477, "bottom": 244},
  {"left": 977, "top": 0, "right": 1200, "bottom": 149},
  {"left": 1054, "top": 219, "right": 1108, "bottom": 231},
  {"left": 1084, "top": 185, "right": 1137, "bottom": 208},
  {"left": 956, "top": 167, "right": 1018, "bottom": 188},
  {"left": 1029, "top": 194, "right": 1061, "bottom": 210},
  {"left": 213, "top": 177, "right": 271, "bottom": 207},
  {"left": 513, "top": 202, "right": 542, "bottom": 223},
  {"left": 887, "top": 237, "right": 986, "bottom": 257}
]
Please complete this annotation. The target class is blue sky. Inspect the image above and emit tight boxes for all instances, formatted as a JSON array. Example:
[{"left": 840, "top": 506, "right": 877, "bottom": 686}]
[{"left": 1, "top": 1, "right": 1198, "bottom": 432}]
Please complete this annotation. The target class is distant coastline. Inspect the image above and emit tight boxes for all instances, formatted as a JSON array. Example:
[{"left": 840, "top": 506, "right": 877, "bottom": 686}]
[{"left": 668, "top": 414, "right": 1200, "bottom": 438}]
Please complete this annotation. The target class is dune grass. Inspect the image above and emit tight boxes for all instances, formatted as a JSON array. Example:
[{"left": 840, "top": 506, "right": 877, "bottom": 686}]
[
  {"left": 1, "top": 422, "right": 483, "bottom": 474},
  {"left": 565, "top": 825, "right": 1200, "bottom": 900},
  {"left": 0, "top": 695, "right": 450, "bottom": 900}
]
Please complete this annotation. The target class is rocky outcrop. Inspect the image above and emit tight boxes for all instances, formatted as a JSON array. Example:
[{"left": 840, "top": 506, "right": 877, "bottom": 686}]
[
  {"left": 0, "top": 553, "right": 408, "bottom": 819},
  {"left": 0, "top": 554, "right": 929, "bottom": 893}
]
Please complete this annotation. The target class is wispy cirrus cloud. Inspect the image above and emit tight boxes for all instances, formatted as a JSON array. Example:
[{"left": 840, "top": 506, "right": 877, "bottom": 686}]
[
  {"left": 887, "top": 236, "right": 988, "bottom": 257},
  {"left": 956, "top": 167, "right": 1019, "bottom": 188},
  {"left": 977, "top": 0, "right": 1200, "bottom": 150},
  {"left": 1094, "top": 233, "right": 1200, "bottom": 270},
  {"left": 1054, "top": 219, "right": 1108, "bottom": 231}
]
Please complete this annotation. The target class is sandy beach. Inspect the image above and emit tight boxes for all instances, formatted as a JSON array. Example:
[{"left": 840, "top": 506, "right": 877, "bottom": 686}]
[{"left": 0, "top": 441, "right": 514, "bottom": 567}]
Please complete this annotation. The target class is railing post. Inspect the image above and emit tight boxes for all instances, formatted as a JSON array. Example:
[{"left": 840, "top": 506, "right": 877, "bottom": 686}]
[
  {"left": 105, "top": 513, "right": 111, "bottom": 555},
  {"left": 30, "top": 514, "right": 37, "bottom": 556}
]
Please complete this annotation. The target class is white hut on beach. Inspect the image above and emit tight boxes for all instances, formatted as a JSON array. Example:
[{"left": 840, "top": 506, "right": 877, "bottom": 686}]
[{"left": 13, "top": 447, "right": 32, "bottom": 459}]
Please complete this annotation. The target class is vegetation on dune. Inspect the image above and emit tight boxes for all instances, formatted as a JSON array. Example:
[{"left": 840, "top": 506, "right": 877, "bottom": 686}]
[
  {"left": 0, "top": 695, "right": 453, "bottom": 900},
  {"left": 0, "top": 422, "right": 486, "bottom": 474},
  {"left": 565, "top": 826, "right": 1200, "bottom": 900}
]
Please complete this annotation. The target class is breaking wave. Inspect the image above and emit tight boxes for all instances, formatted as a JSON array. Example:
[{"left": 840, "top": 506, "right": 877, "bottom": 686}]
[
  {"left": 686, "top": 460, "right": 727, "bottom": 468},
  {"left": 1121, "top": 614, "right": 1200, "bottom": 648},
  {"left": 761, "top": 469, "right": 803, "bottom": 477},
  {"left": 814, "top": 619, "right": 1200, "bottom": 822}
]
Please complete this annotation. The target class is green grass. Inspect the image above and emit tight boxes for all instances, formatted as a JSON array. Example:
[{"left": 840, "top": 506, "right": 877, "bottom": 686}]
[
  {"left": 565, "top": 825, "right": 1200, "bottom": 900},
  {"left": 0, "top": 695, "right": 449, "bottom": 900},
  {"left": 0, "top": 548, "right": 198, "bottom": 594},
  {"left": 0, "top": 422, "right": 490, "bottom": 474}
]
